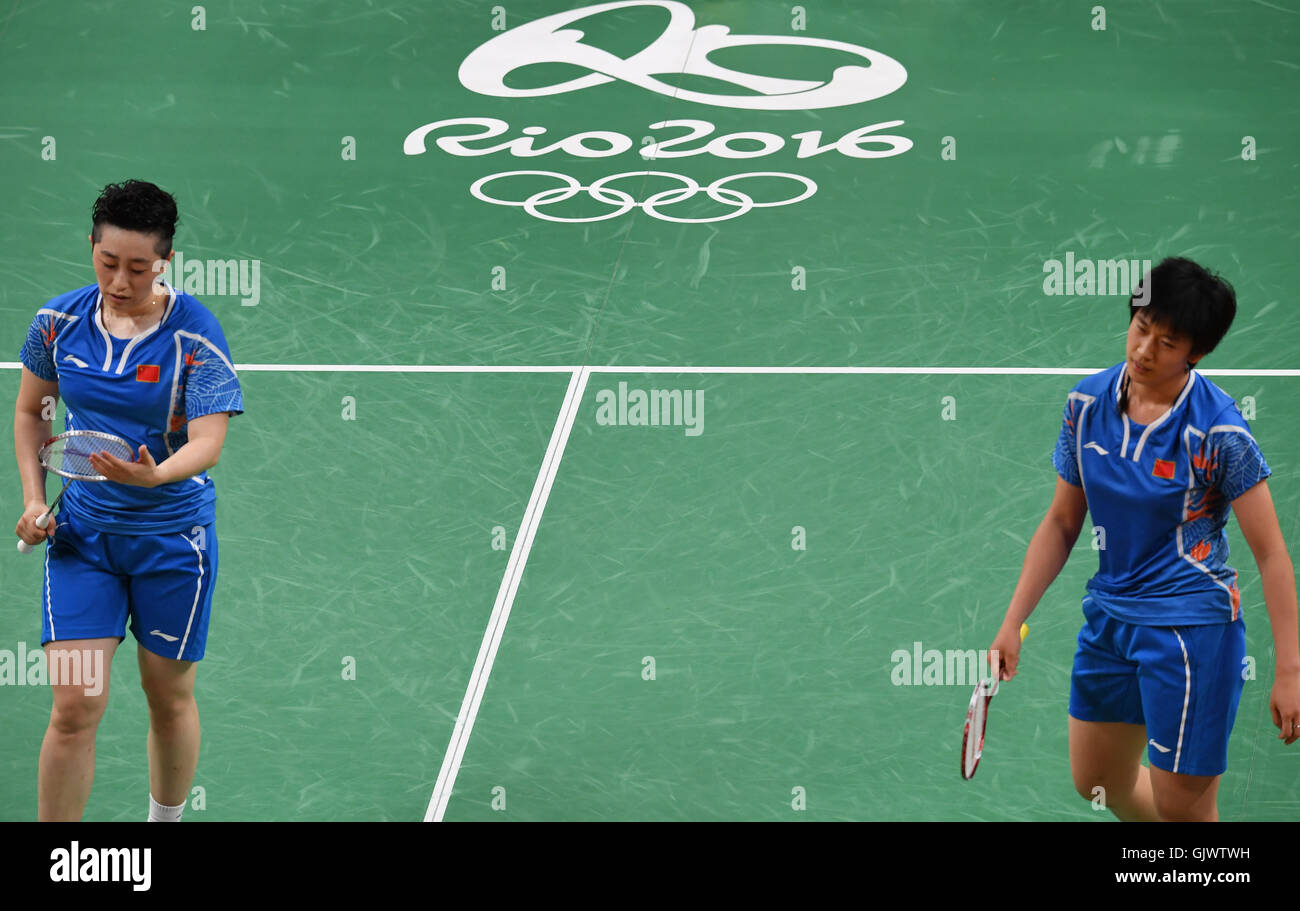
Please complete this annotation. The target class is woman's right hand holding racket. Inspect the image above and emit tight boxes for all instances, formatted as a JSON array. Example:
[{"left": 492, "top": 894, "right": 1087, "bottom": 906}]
[
  {"left": 988, "top": 619, "right": 1027, "bottom": 683},
  {"left": 15, "top": 499, "right": 57, "bottom": 552},
  {"left": 15, "top": 430, "right": 135, "bottom": 554}
]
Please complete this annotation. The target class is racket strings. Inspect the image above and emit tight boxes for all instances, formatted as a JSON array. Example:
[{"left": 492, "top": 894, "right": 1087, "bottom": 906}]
[
  {"left": 44, "top": 435, "right": 134, "bottom": 480},
  {"left": 962, "top": 682, "right": 991, "bottom": 779}
]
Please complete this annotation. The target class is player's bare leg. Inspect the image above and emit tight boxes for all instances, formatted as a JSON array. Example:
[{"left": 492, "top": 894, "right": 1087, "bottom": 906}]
[
  {"left": 1068, "top": 716, "right": 1159, "bottom": 821},
  {"left": 1148, "top": 766, "right": 1220, "bottom": 821},
  {"left": 38, "top": 637, "right": 119, "bottom": 821},
  {"left": 138, "top": 646, "right": 200, "bottom": 816}
]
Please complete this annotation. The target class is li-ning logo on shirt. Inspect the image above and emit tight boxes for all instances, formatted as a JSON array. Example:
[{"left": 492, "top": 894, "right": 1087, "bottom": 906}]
[
  {"left": 136, "top": 364, "right": 160, "bottom": 383},
  {"left": 1084, "top": 441, "right": 1109, "bottom": 456}
]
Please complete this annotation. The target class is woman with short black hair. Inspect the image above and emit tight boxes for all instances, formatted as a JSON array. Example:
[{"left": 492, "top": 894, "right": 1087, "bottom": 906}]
[
  {"left": 991, "top": 257, "right": 1299, "bottom": 821},
  {"left": 14, "top": 179, "right": 244, "bottom": 821}
]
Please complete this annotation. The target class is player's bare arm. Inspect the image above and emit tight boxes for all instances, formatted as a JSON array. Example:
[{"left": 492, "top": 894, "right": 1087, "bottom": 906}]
[
  {"left": 1231, "top": 479, "right": 1300, "bottom": 744},
  {"left": 13, "top": 367, "right": 60, "bottom": 542}
]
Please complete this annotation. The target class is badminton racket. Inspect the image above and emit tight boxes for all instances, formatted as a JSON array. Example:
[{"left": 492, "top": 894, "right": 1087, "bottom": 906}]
[
  {"left": 961, "top": 622, "right": 1028, "bottom": 779},
  {"left": 16, "top": 430, "right": 135, "bottom": 553}
]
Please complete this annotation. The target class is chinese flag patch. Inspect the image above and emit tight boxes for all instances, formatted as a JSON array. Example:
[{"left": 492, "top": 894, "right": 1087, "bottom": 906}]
[
  {"left": 1152, "top": 458, "right": 1176, "bottom": 480},
  {"left": 136, "top": 364, "right": 160, "bottom": 383}
]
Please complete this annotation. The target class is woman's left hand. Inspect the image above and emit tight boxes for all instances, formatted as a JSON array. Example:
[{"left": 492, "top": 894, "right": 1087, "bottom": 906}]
[
  {"left": 89, "top": 444, "right": 162, "bottom": 488},
  {"left": 1271, "top": 670, "right": 1300, "bottom": 745}
]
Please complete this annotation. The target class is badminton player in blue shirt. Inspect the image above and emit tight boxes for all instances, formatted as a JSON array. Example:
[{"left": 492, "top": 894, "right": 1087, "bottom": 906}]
[
  {"left": 990, "top": 257, "right": 1299, "bottom": 821},
  {"left": 13, "top": 180, "right": 244, "bottom": 821}
]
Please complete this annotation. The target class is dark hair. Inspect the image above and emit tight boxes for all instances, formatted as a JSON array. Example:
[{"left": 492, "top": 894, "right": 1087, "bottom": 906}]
[
  {"left": 90, "top": 180, "right": 179, "bottom": 258},
  {"left": 1117, "top": 257, "right": 1236, "bottom": 416}
]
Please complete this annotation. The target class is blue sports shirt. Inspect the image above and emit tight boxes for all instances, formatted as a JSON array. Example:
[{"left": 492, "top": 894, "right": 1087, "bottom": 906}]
[
  {"left": 1052, "top": 362, "right": 1270, "bottom": 625},
  {"left": 20, "top": 282, "right": 244, "bottom": 534}
]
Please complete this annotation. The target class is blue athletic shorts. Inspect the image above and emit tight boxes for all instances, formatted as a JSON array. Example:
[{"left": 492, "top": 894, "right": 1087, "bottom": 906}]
[
  {"left": 40, "top": 512, "right": 218, "bottom": 662},
  {"left": 1068, "top": 595, "right": 1246, "bottom": 777}
]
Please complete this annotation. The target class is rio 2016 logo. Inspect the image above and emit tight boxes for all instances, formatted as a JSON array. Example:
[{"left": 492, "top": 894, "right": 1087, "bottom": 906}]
[{"left": 405, "top": 0, "right": 911, "bottom": 223}]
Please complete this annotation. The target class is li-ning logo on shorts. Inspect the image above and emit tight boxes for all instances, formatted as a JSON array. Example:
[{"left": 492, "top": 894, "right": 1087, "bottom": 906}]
[{"left": 458, "top": 0, "right": 907, "bottom": 110}]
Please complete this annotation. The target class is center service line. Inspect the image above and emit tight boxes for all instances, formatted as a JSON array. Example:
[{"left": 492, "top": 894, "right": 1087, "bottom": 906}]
[{"left": 425, "top": 365, "right": 591, "bottom": 822}]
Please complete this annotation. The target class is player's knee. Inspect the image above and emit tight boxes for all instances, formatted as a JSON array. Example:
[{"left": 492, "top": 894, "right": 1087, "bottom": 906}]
[
  {"left": 140, "top": 684, "right": 194, "bottom": 724},
  {"left": 48, "top": 695, "right": 107, "bottom": 737},
  {"left": 1070, "top": 759, "right": 1101, "bottom": 800},
  {"left": 1072, "top": 774, "right": 1099, "bottom": 802},
  {"left": 1070, "top": 762, "right": 1133, "bottom": 805},
  {"left": 1149, "top": 766, "right": 1219, "bottom": 821},
  {"left": 1151, "top": 788, "right": 1213, "bottom": 822}
]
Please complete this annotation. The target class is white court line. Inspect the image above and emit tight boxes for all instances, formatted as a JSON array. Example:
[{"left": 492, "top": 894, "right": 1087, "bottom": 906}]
[
  {"left": 3, "top": 362, "right": 1297, "bottom": 376},
  {"left": 424, "top": 366, "right": 591, "bottom": 822}
]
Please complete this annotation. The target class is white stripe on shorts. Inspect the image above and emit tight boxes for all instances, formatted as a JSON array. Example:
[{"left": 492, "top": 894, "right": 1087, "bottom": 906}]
[
  {"left": 1171, "top": 628, "right": 1191, "bottom": 773},
  {"left": 44, "top": 544, "right": 55, "bottom": 641},
  {"left": 175, "top": 533, "right": 205, "bottom": 660}
]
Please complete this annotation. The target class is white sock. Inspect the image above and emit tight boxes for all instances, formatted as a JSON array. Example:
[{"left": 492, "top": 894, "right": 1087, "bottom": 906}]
[{"left": 148, "top": 795, "right": 185, "bottom": 823}]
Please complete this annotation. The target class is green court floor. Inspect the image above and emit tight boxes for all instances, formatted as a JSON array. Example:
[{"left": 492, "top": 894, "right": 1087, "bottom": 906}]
[{"left": 1, "top": 0, "right": 1297, "bottom": 820}]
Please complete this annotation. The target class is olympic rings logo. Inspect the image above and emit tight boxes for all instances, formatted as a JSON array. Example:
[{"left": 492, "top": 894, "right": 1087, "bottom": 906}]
[{"left": 469, "top": 170, "right": 819, "bottom": 224}]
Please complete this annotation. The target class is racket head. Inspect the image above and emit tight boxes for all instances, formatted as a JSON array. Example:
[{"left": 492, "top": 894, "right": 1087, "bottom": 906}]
[
  {"left": 961, "top": 679, "right": 992, "bottom": 780},
  {"left": 38, "top": 430, "right": 135, "bottom": 481}
]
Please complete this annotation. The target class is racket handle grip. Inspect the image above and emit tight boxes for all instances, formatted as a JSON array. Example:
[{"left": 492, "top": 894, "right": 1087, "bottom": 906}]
[{"left": 16, "top": 510, "right": 53, "bottom": 554}]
